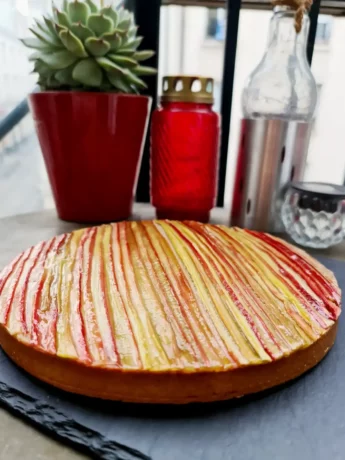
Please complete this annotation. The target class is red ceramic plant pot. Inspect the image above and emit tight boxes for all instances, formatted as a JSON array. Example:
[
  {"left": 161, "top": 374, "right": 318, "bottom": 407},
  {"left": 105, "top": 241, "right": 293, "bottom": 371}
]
[{"left": 29, "top": 92, "right": 151, "bottom": 222}]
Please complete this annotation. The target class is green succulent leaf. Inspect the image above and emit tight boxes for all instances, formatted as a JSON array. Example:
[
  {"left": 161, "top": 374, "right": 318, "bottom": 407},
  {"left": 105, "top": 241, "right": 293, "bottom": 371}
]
[
  {"left": 43, "top": 16, "right": 59, "bottom": 38},
  {"left": 85, "top": 0, "right": 98, "bottom": 14},
  {"left": 116, "top": 48, "right": 135, "bottom": 56},
  {"left": 35, "top": 19, "right": 61, "bottom": 45},
  {"left": 128, "top": 26, "right": 138, "bottom": 39},
  {"left": 33, "top": 60, "right": 55, "bottom": 77},
  {"left": 54, "top": 9, "right": 70, "bottom": 28},
  {"left": 55, "top": 22, "right": 67, "bottom": 35},
  {"left": 124, "top": 70, "right": 147, "bottom": 89},
  {"left": 72, "top": 58, "right": 103, "bottom": 87},
  {"left": 96, "top": 57, "right": 126, "bottom": 75},
  {"left": 85, "top": 37, "right": 110, "bottom": 57},
  {"left": 29, "top": 27, "right": 59, "bottom": 47},
  {"left": 133, "top": 65, "right": 157, "bottom": 76},
  {"left": 29, "top": 51, "right": 42, "bottom": 61},
  {"left": 87, "top": 14, "right": 113, "bottom": 36},
  {"left": 68, "top": 1, "right": 91, "bottom": 25},
  {"left": 101, "top": 31, "right": 121, "bottom": 51},
  {"left": 55, "top": 66, "right": 78, "bottom": 86},
  {"left": 122, "top": 36, "right": 143, "bottom": 50},
  {"left": 62, "top": 0, "right": 69, "bottom": 13},
  {"left": 133, "top": 50, "right": 155, "bottom": 61},
  {"left": 108, "top": 54, "right": 137, "bottom": 68},
  {"left": 38, "top": 50, "right": 78, "bottom": 70},
  {"left": 21, "top": 37, "right": 53, "bottom": 51},
  {"left": 107, "top": 73, "right": 132, "bottom": 93},
  {"left": 118, "top": 18, "right": 131, "bottom": 31},
  {"left": 70, "top": 22, "right": 95, "bottom": 41},
  {"left": 59, "top": 29, "right": 88, "bottom": 57},
  {"left": 101, "top": 6, "right": 119, "bottom": 28}
]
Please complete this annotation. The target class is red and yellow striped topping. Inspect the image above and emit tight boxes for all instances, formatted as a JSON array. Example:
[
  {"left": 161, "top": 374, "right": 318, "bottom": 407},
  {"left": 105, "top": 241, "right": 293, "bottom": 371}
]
[{"left": 0, "top": 221, "right": 341, "bottom": 372}]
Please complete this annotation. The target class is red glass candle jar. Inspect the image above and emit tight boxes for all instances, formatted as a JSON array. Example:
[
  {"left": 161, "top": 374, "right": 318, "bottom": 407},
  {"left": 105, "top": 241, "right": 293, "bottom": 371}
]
[{"left": 150, "top": 76, "right": 220, "bottom": 223}]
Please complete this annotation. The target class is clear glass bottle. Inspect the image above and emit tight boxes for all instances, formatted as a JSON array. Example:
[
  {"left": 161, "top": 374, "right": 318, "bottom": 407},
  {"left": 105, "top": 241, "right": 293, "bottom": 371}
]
[{"left": 242, "top": 6, "right": 317, "bottom": 121}]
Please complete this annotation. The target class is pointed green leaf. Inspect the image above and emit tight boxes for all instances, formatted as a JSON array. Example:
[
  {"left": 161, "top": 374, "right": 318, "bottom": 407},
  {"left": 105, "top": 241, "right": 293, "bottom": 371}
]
[
  {"left": 21, "top": 37, "right": 53, "bottom": 51},
  {"left": 133, "top": 65, "right": 157, "bottom": 76},
  {"left": 118, "top": 18, "right": 131, "bottom": 31},
  {"left": 87, "top": 14, "right": 113, "bottom": 36},
  {"left": 96, "top": 57, "right": 126, "bottom": 75},
  {"left": 62, "top": 0, "right": 68, "bottom": 13},
  {"left": 29, "top": 27, "right": 59, "bottom": 47},
  {"left": 101, "top": 6, "right": 119, "bottom": 28},
  {"left": 59, "top": 29, "right": 88, "bottom": 57},
  {"left": 70, "top": 23, "right": 95, "bottom": 41},
  {"left": 122, "top": 36, "right": 143, "bottom": 50},
  {"left": 133, "top": 50, "right": 155, "bottom": 61},
  {"left": 101, "top": 31, "right": 121, "bottom": 50},
  {"left": 33, "top": 60, "right": 55, "bottom": 77},
  {"left": 55, "top": 22, "right": 67, "bottom": 35},
  {"left": 128, "top": 26, "right": 138, "bottom": 39},
  {"left": 29, "top": 51, "right": 40, "bottom": 61},
  {"left": 68, "top": 1, "right": 91, "bottom": 25},
  {"left": 46, "top": 74, "right": 61, "bottom": 88},
  {"left": 85, "top": 37, "right": 110, "bottom": 57},
  {"left": 123, "top": 70, "right": 147, "bottom": 89},
  {"left": 107, "top": 73, "right": 132, "bottom": 93},
  {"left": 39, "top": 50, "right": 78, "bottom": 70},
  {"left": 55, "top": 66, "right": 76, "bottom": 85},
  {"left": 85, "top": 0, "right": 98, "bottom": 14},
  {"left": 54, "top": 9, "right": 70, "bottom": 28},
  {"left": 115, "top": 48, "right": 134, "bottom": 56},
  {"left": 108, "top": 54, "right": 137, "bottom": 68},
  {"left": 43, "top": 16, "right": 59, "bottom": 38},
  {"left": 73, "top": 58, "right": 103, "bottom": 87}
]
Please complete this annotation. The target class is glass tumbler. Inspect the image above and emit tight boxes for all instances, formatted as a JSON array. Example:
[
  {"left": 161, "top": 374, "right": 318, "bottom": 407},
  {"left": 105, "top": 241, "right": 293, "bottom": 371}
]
[{"left": 281, "top": 182, "right": 345, "bottom": 248}]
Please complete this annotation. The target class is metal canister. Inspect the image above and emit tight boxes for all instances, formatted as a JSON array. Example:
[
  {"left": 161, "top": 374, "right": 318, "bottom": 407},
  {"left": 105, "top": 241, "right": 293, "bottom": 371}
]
[{"left": 230, "top": 118, "right": 312, "bottom": 232}]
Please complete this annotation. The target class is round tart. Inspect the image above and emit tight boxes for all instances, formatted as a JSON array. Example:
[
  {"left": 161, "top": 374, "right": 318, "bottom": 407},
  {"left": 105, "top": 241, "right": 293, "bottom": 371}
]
[{"left": 0, "top": 221, "right": 341, "bottom": 403}]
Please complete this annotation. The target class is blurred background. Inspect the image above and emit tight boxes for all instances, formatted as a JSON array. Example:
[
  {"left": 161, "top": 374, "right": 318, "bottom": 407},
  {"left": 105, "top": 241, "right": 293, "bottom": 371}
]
[{"left": 0, "top": 0, "right": 344, "bottom": 218}]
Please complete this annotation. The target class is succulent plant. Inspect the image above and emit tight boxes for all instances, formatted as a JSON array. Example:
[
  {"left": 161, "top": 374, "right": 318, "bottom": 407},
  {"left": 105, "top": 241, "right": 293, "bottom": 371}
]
[{"left": 21, "top": 0, "right": 157, "bottom": 93}]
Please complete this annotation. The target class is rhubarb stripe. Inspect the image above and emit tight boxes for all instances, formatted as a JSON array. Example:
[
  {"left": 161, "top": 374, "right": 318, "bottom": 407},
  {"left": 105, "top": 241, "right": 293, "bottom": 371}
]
[
  {"left": 69, "top": 229, "right": 92, "bottom": 363},
  {"left": 27, "top": 237, "right": 58, "bottom": 342},
  {"left": 239, "top": 230, "right": 336, "bottom": 324},
  {"left": 157, "top": 222, "right": 227, "bottom": 365},
  {"left": 132, "top": 222, "right": 198, "bottom": 368},
  {"left": 249, "top": 231, "right": 340, "bottom": 311},
  {"left": 184, "top": 222, "right": 284, "bottom": 358},
  {"left": 142, "top": 222, "right": 206, "bottom": 365},
  {"left": 81, "top": 227, "right": 106, "bottom": 363},
  {"left": 93, "top": 226, "right": 120, "bottom": 364},
  {"left": 123, "top": 223, "right": 170, "bottom": 368},
  {"left": 145, "top": 221, "right": 210, "bottom": 365},
  {"left": 2, "top": 248, "right": 33, "bottom": 326},
  {"left": 211, "top": 227, "right": 315, "bottom": 344},
  {"left": 175, "top": 222, "right": 275, "bottom": 360}
]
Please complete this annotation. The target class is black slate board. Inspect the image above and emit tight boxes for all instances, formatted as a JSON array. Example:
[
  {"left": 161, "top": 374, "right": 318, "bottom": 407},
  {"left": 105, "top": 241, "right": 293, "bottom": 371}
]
[{"left": 0, "top": 256, "right": 344, "bottom": 460}]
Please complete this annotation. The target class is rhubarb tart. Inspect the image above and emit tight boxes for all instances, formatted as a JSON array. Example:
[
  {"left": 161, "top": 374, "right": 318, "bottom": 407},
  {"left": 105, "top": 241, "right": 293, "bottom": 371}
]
[{"left": 0, "top": 221, "right": 341, "bottom": 403}]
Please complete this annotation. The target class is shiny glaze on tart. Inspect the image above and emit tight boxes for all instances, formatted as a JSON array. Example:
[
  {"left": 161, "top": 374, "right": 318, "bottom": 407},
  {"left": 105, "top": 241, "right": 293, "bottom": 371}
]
[{"left": 0, "top": 221, "right": 340, "bottom": 377}]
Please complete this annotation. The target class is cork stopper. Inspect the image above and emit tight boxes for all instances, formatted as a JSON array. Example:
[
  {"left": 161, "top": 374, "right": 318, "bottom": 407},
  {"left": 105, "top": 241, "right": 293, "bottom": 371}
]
[
  {"left": 272, "top": 0, "right": 313, "bottom": 33},
  {"left": 161, "top": 76, "right": 214, "bottom": 104}
]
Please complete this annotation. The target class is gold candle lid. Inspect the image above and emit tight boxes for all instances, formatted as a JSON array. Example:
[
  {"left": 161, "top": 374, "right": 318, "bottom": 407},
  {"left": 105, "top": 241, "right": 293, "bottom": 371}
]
[{"left": 161, "top": 76, "right": 215, "bottom": 104}]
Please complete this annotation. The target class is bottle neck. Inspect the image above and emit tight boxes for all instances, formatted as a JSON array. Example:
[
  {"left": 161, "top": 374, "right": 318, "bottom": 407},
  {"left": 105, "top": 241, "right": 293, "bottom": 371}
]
[{"left": 265, "top": 7, "right": 310, "bottom": 62}]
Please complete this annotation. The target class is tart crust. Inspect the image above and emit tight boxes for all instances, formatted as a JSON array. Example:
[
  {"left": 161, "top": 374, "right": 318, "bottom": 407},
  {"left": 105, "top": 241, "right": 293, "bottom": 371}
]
[{"left": 0, "top": 322, "right": 337, "bottom": 403}]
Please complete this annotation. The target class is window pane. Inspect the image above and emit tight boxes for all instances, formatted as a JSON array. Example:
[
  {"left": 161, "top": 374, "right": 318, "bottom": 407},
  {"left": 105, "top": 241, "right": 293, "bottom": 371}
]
[
  {"left": 159, "top": 5, "right": 225, "bottom": 111},
  {"left": 0, "top": 0, "right": 53, "bottom": 219}
]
